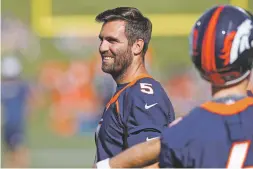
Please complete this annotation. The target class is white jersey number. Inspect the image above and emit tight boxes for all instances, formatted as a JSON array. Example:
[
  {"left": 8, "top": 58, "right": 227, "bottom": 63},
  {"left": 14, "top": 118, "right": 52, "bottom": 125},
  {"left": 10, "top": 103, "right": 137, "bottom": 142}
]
[
  {"left": 226, "top": 141, "right": 251, "bottom": 168},
  {"left": 140, "top": 83, "right": 154, "bottom": 94}
]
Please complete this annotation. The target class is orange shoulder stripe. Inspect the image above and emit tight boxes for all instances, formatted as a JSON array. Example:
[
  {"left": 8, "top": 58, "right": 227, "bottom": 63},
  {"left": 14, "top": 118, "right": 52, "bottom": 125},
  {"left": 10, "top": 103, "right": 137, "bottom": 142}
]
[
  {"left": 115, "top": 100, "right": 120, "bottom": 113},
  {"left": 105, "top": 74, "right": 152, "bottom": 110},
  {"left": 201, "top": 97, "right": 253, "bottom": 115}
]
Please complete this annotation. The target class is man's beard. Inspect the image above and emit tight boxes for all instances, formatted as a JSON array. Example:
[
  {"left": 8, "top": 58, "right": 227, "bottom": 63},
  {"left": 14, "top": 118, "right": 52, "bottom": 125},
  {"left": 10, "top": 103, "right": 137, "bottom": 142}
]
[{"left": 101, "top": 47, "right": 133, "bottom": 78}]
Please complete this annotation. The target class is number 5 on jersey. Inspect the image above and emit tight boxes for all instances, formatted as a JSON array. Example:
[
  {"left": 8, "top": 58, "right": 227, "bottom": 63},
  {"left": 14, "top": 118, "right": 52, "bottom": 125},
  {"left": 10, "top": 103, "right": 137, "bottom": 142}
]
[{"left": 140, "top": 83, "right": 154, "bottom": 94}]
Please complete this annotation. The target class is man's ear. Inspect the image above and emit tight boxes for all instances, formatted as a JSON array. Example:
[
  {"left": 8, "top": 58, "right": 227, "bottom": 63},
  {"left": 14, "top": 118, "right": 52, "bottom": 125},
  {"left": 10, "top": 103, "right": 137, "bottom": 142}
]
[{"left": 132, "top": 39, "right": 144, "bottom": 55}]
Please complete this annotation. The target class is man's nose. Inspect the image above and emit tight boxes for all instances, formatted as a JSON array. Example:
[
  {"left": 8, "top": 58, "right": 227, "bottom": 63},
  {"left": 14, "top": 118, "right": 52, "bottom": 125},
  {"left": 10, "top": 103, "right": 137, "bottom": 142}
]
[{"left": 99, "top": 40, "right": 109, "bottom": 53}]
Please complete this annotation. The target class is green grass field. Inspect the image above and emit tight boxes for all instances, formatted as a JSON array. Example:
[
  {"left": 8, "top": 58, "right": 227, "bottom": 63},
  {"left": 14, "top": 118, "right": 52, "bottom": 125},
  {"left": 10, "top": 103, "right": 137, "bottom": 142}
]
[{"left": 2, "top": 0, "right": 253, "bottom": 167}]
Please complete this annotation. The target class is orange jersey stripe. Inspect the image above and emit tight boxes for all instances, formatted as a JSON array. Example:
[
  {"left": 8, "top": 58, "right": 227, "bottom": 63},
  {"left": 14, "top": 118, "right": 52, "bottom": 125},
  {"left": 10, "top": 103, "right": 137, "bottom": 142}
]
[
  {"left": 201, "top": 6, "right": 224, "bottom": 72},
  {"left": 201, "top": 97, "right": 253, "bottom": 115},
  {"left": 115, "top": 100, "right": 120, "bottom": 113},
  {"left": 106, "top": 74, "right": 152, "bottom": 110}
]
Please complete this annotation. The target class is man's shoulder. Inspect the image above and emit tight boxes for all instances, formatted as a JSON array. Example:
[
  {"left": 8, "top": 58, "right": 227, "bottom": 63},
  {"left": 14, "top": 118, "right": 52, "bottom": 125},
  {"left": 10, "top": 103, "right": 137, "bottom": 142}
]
[
  {"left": 162, "top": 104, "right": 233, "bottom": 149},
  {"left": 117, "top": 76, "right": 169, "bottom": 109},
  {"left": 162, "top": 107, "right": 210, "bottom": 142}
]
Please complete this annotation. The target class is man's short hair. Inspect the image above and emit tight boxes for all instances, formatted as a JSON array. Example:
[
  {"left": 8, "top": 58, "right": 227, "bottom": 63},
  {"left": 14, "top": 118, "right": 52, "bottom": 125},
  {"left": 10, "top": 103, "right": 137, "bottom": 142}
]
[{"left": 96, "top": 7, "right": 152, "bottom": 58}]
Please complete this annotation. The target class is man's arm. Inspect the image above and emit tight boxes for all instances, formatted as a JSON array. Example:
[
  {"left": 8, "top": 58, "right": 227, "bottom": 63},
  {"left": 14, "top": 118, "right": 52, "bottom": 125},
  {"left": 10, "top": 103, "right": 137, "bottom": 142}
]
[
  {"left": 96, "top": 117, "right": 184, "bottom": 168},
  {"left": 100, "top": 138, "right": 161, "bottom": 168},
  {"left": 122, "top": 82, "right": 175, "bottom": 148}
]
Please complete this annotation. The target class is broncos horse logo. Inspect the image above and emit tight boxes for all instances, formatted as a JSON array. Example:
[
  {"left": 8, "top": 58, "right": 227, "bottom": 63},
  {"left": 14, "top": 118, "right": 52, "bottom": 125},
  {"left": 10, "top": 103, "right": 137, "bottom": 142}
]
[{"left": 220, "top": 19, "right": 253, "bottom": 66}]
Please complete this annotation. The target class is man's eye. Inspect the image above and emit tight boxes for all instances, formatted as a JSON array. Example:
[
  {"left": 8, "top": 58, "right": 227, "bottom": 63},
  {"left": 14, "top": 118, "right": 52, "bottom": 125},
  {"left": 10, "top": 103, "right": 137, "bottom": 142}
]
[
  {"left": 109, "top": 40, "right": 116, "bottom": 43},
  {"left": 107, "top": 38, "right": 118, "bottom": 43}
]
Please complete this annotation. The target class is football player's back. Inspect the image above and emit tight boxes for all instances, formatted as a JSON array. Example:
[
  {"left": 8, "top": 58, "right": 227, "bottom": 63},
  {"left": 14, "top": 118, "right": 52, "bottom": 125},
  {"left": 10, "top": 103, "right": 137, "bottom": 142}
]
[
  {"left": 201, "top": 97, "right": 253, "bottom": 168},
  {"left": 160, "top": 96, "right": 253, "bottom": 168}
]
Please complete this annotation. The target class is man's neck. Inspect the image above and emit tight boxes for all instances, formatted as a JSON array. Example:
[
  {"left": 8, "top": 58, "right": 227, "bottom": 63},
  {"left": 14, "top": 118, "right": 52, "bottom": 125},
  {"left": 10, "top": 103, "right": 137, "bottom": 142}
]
[
  {"left": 114, "top": 62, "right": 148, "bottom": 84},
  {"left": 212, "top": 79, "right": 249, "bottom": 99}
]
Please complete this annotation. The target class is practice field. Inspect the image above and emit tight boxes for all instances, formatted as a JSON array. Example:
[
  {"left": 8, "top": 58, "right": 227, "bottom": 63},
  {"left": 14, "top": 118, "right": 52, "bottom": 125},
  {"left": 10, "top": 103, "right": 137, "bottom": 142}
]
[{"left": 2, "top": 0, "right": 252, "bottom": 167}]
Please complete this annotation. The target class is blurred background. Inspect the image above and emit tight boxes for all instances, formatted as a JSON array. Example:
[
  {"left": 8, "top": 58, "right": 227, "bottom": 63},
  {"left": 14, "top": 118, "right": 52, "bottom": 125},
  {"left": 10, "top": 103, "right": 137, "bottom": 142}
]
[{"left": 1, "top": 0, "right": 252, "bottom": 167}]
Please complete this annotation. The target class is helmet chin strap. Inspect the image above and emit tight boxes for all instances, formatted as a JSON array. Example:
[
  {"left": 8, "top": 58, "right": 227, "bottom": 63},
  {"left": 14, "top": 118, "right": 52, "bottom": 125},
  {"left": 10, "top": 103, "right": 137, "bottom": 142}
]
[
  {"left": 201, "top": 70, "right": 251, "bottom": 87},
  {"left": 223, "top": 70, "right": 251, "bottom": 86}
]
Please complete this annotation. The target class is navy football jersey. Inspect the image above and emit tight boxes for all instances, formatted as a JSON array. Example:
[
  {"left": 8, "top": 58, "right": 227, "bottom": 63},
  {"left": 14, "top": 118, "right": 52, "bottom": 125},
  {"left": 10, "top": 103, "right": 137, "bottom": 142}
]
[
  {"left": 159, "top": 96, "right": 253, "bottom": 168},
  {"left": 95, "top": 75, "right": 175, "bottom": 162}
]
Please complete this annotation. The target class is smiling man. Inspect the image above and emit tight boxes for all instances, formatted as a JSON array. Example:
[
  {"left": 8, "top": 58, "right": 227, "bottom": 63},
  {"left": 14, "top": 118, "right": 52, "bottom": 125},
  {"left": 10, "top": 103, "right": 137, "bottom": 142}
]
[
  {"left": 95, "top": 5, "right": 253, "bottom": 168},
  {"left": 94, "top": 7, "right": 175, "bottom": 164}
]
